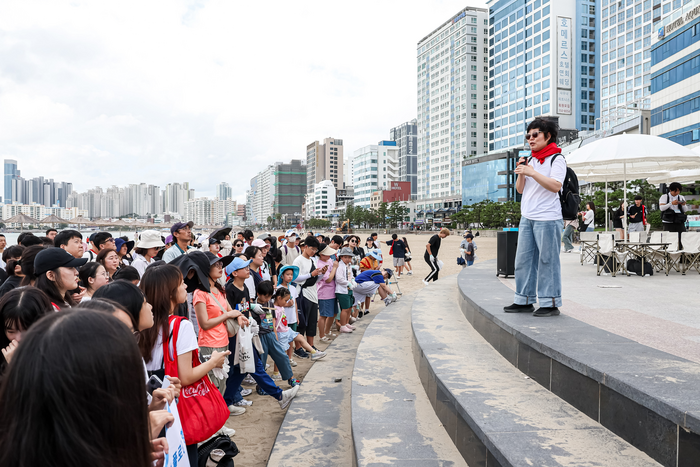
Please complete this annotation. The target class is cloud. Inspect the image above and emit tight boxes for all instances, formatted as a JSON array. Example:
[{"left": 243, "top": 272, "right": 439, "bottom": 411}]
[{"left": 0, "top": 0, "right": 487, "bottom": 203}]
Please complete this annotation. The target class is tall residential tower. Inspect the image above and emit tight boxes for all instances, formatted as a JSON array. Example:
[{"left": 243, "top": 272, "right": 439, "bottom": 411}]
[{"left": 417, "top": 7, "right": 489, "bottom": 200}]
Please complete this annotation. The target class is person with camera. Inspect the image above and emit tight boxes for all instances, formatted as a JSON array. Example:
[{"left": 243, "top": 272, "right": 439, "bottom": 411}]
[
  {"left": 660, "top": 182, "right": 688, "bottom": 247},
  {"left": 503, "top": 117, "right": 566, "bottom": 318}
]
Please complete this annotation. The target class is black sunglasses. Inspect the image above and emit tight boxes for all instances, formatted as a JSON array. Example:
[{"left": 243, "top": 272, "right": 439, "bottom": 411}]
[{"left": 525, "top": 130, "right": 542, "bottom": 140}]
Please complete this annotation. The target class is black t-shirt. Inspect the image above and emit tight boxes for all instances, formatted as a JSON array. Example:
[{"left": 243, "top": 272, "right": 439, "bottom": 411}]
[
  {"left": 386, "top": 239, "right": 407, "bottom": 258},
  {"left": 426, "top": 234, "right": 441, "bottom": 258},
  {"left": 225, "top": 281, "right": 250, "bottom": 316},
  {"left": 465, "top": 242, "right": 475, "bottom": 257},
  {"left": 628, "top": 204, "right": 645, "bottom": 224}
]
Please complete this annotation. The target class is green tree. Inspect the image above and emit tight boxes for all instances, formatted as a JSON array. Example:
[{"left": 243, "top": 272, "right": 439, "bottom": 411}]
[{"left": 376, "top": 202, "right": 389, "bottom": 228}]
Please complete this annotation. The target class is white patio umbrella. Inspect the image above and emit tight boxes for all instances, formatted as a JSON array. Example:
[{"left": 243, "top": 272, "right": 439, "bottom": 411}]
[
  {"left": 646, "top": 146, "right": 700, "bottom": 185},
  {"left": 567, "top": 134, "right": 700, "bottom": 237}
]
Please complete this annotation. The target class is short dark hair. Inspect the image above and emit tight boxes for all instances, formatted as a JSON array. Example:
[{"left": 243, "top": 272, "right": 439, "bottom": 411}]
[
  {"left": 20, "top": 234, "right": 42, "bottom": 248},
  {"left": 20, "top": 245, "right": 46, "bottom": 286},
  {"left": 46, "top": 228, "right": 57, "bottom": 235},
  {"left": 0, "top": 234, "right": 5, "bottom": 238},
  {"left": 54, "top": 230, "right": 82, "bottom": 248},
  {"left": 92, "top": 281, "right": 146, "bottom": 331},
  {"left": 79, "top": 262, "right": 105, "bottom": 291},
  {"left": 2, "top": 245, "right": 24, "bottom": 264},
  {"left": 243, "top": 229, "right": 254, "bottom": 241},
  {"left": 371, "top": 233, "right": 378, "bottom": 238},
  {"left": 92, "top": 232, "right": 113, "bottom": 249},
  {"left": 244, "top": 246, "right": 261, "bottom": 260},
  {"left": 669, "top": 182, "right": 683, "bottom": 192},
  {"left": 331, "top": 235, "right": 344, "bottom": 246},
  {"left": 39, "top": 237, "right": 55, "bottom": 247},
  {"left": 634, "top": 195, "right": 643, "bottom": 201},
  {"left": 0, "top": 287, "right": 53, "bottom": 353},
  {"left": 256, "top": 280, "right": 274, "bottom": 298},
  {"left": 16, "top": 232, "right": 32, "bottom": 245},
  {"left": 526, "top": 117, "right": 558, "bottom": 145},
  {"left": 304, "top": 236, "right": 320, "bottom": 250},
  {"left": 113, "top": 266, "right": 140, "bottom": 283},
  {"left": 391, "top": 233, "right": 398, "bottom": 240}
]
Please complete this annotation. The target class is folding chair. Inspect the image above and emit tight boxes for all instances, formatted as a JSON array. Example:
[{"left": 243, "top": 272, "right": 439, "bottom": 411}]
[
  {"left": 579, "top": 232, "right": 598, "bottom": 265},
  {"left": 664, "top": 235, "right": 684, "bottom": 274},
  {"left": 628, "top": 232, "right": 641, "bottom": 243},
  {"left": 596, "top": 234, "right": 624, "bottom": 276},
  {"left": 682, "top": 232, "right": 700, "bottom": 275},
  {"left": 648, "top": 231, "right": 667, "bottom": 273},
  {"left": 371, "top": 275, "right": 402, "bottom": 303},
  {"left": 644, "top": 223, "right": 651, "bottom": 242}
]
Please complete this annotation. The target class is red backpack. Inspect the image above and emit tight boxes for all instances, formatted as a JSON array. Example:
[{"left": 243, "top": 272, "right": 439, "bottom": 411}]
[{"left": 164, "top": 316, "right": 229, "bottom": 444}]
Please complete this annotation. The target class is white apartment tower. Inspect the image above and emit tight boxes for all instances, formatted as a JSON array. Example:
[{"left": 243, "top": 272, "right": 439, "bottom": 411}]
[
  {"left": 352, "top": 141, "right": 400, "bottom": 209},
  {"left": 416, "top": 7, "right": 489, "bottom": 200}
]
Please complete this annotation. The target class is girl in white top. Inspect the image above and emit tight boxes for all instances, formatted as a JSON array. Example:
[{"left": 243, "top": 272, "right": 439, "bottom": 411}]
[
  {"left": 580, "top": 202, "right": 595, "bottom": 232},
  {"left": 132, "top": 230, "right": 165, "bottom": 278}
]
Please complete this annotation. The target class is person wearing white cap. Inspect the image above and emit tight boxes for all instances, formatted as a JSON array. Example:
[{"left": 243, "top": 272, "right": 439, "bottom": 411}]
[
  {"left": 280, "top": 231, "right": 301, "bottom": 267},
  {"left": 131, "top": 230, "right": 165, "bottom": 278}
]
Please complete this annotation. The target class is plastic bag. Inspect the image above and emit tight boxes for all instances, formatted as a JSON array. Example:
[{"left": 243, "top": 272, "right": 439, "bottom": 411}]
[
  {"left": 234, "top": 325, "right": 255, "bottom": 374},
  {"left": 437, "top": 260, "right": 444, "bottom": 271}
]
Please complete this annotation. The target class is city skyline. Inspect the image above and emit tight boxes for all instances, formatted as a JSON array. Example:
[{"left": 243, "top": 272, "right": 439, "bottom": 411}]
[{"left": 0, "top": 0, "right": 487, "bottom": 203}]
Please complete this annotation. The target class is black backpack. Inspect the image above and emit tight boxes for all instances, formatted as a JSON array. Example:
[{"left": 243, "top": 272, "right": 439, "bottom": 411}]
[
  {"left": 198, "top": 434, "right": 239, "bottom": 467},
  {"left": 528, "top": 153, "right": 580, "bottom": 220}
]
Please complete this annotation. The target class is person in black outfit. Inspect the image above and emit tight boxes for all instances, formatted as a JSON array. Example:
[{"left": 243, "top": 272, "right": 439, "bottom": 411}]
[
  {"left": 612, "top": 201, "right": 625, "bottom": 239},
  {"left": 386, "top": 234, "right": 407, "bottom": 278},
  {"left": 423, "top": 228, "right": 450, "bottom": 284},
  {"left": 627, "top": 196, "right": 646, "bottom": 234}
]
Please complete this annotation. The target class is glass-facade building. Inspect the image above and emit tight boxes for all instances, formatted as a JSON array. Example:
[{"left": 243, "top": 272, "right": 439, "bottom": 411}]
[
  {"left": 4, "top": 159, "right": 18, "bottom": 204},
  {"left": 487, "top": 0, "right": 593, "bottom": 152},
  {"left": 651, "top": 1, "right": 700, "bottom": 146},
  {"left": 599, "top": 0, "right": 655, "bottom": 130},
  {"left": 416, "top": 7, "right": 489, "bottom": 201},
  {"left": 389, "top": 119, "right": 418, "bottom": 197}
]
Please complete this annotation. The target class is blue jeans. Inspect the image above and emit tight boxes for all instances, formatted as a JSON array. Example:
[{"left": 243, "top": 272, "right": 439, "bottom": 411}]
[
  {"left": 586, "top": 224, "right": 594, "bottom": 232},
  {"left": 562, "top": 224, "right": 575, "bottom": 251},
  {"left": 260, "top": 332, "right": 293, "bottom": 381},
  {"left": 223, "top": 335, "right": 283, "bottom": 406},
  {"left": 466, "top": 259, "right": 474, "bottom": 266},
  {"left": 514, "top": 217, "right": 564, "bottom": 308}
]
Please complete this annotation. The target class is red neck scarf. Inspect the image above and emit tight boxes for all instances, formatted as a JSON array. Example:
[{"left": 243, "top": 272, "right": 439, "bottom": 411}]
[{"left": 531, "top": 142, "right": 561, "bottom": 164}]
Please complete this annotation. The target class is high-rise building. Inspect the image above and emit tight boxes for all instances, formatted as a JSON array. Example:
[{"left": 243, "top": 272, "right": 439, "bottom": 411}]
[
  {"left": 216, "top": 182, "right": 233, "bottom": 200},
  {"left": 272, "top": 160, "right": 306, "bottom": 226},
  {"left": 352, "top": 141, "right": 400, "bottom": 209},
  {"left": 249, "top": 165, "right": 274, "bottom": 226},
  {"left": 3, "top": 159, "right": 19, "bottom": 204},
  {"left": 306, "top": 138, "right": 344, "bottom": 195},
  {"left": 598, "top": 0, "right": 655, "bottom": 130},
  {"left": 390, "top": 119, "right": 418, "bottom": 197},
  {"left": 163, "top": 182, "right": 192, "bottom": 217},
  {"left": 307, "top": 180, "right": 336, "bottom": 219},
  {"left": 651, "top": 2, "right": 700, "bottom": 147},
  {"left": 184, "top": 198, "right": 236, "bottom": 226},
  {"left": 417, "top": 7, "right": 489, "bottom": 201},
  {"left": 487, "top": 0, "right": 590, "bottom": 152}
]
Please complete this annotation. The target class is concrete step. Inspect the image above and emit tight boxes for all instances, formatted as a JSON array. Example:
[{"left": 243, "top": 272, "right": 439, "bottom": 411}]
[
  {"left": 458, "top": 260, "right": 700, "bottom": 467},
  {"left": 267, "top": 311, "right": 378, "bottom": 467},
  {"left": 412, "top": 275, "right": 661, "bottom": 467},
  {"left": 352, "top": 295, "right": 467, "bottom": 467}
]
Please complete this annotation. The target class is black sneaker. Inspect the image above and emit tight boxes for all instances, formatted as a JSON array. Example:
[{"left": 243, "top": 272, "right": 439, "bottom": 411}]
[
  {"left": 294, "top": 348, "right": 310, "bottom": 359},
  {"left": 312, "top": 346, "right": 320, "bottom": 352},
  {"left": 533, "top": 307, "right": 560, "bottom": 317},
  {"left": 503, "top": 303, "right": 535, "bottom": 313}
]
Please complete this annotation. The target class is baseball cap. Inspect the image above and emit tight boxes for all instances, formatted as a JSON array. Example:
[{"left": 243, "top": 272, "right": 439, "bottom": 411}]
[
  {"left": 285, "top": 229, "right": 296, "bottom": 237},
  {"left": 35, "top": 248, "right": 88, "bottom": 275},
  {"left": 466, "top": 233, "right": 474, "bottom": 239},
  {"left": 250, "top": 239, "right": 267, "bottom": 248},
  {"left": 208, "top": 237, "right": 222, "bottom": 245},
  {"left": 383, "top": 268, "right": 393, "bottom": 279},
  {"left": 170, "top": 221, "right": 194, "bottom": 234},
  {"left": 225, "top": 256, "right": 252, "bottom": 275}
]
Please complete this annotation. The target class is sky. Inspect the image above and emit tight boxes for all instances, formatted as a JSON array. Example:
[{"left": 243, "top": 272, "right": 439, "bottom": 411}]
[{"left": 0, "top": 0, "right": 488, "bottom": 203}]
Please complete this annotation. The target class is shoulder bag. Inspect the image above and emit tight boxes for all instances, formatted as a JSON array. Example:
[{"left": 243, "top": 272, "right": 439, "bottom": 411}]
[{"left": 164, "top": 315, "right": 230, "bottom": 445}]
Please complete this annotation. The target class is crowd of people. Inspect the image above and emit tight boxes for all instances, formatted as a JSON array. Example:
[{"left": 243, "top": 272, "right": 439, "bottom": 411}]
[{"left": 0, "top": 223, "right": 401, "bottom": 466}]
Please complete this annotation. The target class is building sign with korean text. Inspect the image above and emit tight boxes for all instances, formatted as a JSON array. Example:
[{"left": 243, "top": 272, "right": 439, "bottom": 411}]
[
  {"left": 557, "top": 17, "right": 572, "bottom": 90},
  {"left": 557, "top": 89, "right": 572, "bottom": 115}
]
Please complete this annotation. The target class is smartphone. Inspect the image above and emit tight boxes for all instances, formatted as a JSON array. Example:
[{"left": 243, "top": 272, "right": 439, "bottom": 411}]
[{"left": 146, "top": 374, "right": 163, "bottom": 395}]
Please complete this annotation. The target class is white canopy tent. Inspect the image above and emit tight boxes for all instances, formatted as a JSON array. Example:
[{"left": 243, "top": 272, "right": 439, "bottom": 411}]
[{"left": 566, "top": 134, "right": 700, "bottom": 237}]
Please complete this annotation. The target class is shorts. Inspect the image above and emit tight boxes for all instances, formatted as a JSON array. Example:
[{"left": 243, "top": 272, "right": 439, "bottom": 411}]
[
  {"left": 628, "top": 222, "right": 644, "bottom": 232},
  {"left": 289, "top": 323, "right": 298, "bottom": 332},
  {"left": 297, "top": 295, "right": 318, "bottom": 337},
  {"left": 393, "top": 257, "right": 405, "bottom": 267},
  {"left": 319, "top": 298, "right": 336, "bottom": 318},
  {"left": 277, "top": 329, "right": 299, "bottom": 347},
  {"left": 337, "top": 292, "right": 353, "bottom": 310},
  {"left": 352, "top": 281, "right": 380, "bottom": 302}
]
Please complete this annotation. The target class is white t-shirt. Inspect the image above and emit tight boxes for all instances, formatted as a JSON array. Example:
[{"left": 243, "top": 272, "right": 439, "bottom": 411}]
[
  {"left": 146, "top": 319, "right": 199, "bottom": 372},
  {"left": 660, "top": 193, "right": 685, "bottom": 222},
  {"left": 583, "top": 209, "right": 594, "bottom": 226},
  {"left": 244, "top": 275, "right": 256, "bottom": 301},
  {"left": 520, "top": 155, "right": 567, "bottom": 221},
  {"left": 282, "top": 284, "right": 299, "bottom": 325},
  {"left": 293, "top": 255, "right": 318, "bottom": 303}
]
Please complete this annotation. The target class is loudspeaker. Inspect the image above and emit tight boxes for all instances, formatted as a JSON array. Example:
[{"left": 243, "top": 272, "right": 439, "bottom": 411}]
[{"left": 497, "top": 231, "right": 518, "bottom": 277}]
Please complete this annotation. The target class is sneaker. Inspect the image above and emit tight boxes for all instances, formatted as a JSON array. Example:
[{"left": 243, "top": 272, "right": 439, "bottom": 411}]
[
  {"left": 271, "top": 372, "right": 282, "bottom": 381},
  {"left": 234, "top": 399, "right": 252, "bottom": 407},
  {"left": 533, "top": 307, "right": 561, "bottom": 317},
  {"left": 503, "top": 303, "right": 535, "bottom": 313},
  {"left": 228, "top": 405, "right": 246, "bottom": 416},
  {"left": 320, "top": 336, "right": 332, "bottom": 343},
  {"left": 294, "top": 348, "right": 310, "bottom": 359},
  {"left": 256, "top": 386, "right": 268, "bottom": 396},
  {"left": 311, "top": 350, "right": 327, "bottom": 361},
  {"left": 422, "top": 279, "right": 429, "bottom": 286},
  {"left": 346, "top": 324, "right": 356, "bottom": 330},
  {"left": 288, "top": 378, "right": 301, "bottom": 387},
  {"left": 220, "top": 426, "right": 236, "bottom": 437},
  {"left": 340, "top": 325, "right": 353, "bottom": 333},
  {"left": 349, "top": 317, "right": 357, "bottom": 324},
  {"left": 242, "top": 374, "right": 256, "bottom": 385},
  {"left": 278, "top": 385, "right": 300, "bottom": 410},
  {"left": 364, "top": 310, "right": 370, "bottom": 316},
  {"left": 407, "top": 271, "right": 413, "bottom": 275},
  {"left": 289, "top": 358, "right": 297, "bottom": 367},
  {"left": 312, "top": 346, "right": 320, "bottom": 352},
  {"left": 240, "top": 388, "right": 252, "bottom": 397}
]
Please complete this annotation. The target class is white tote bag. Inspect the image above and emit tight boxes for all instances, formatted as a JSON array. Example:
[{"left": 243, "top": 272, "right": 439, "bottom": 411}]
[{"left": 234, "top": 324, "right": 256, "bottom": 374}]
